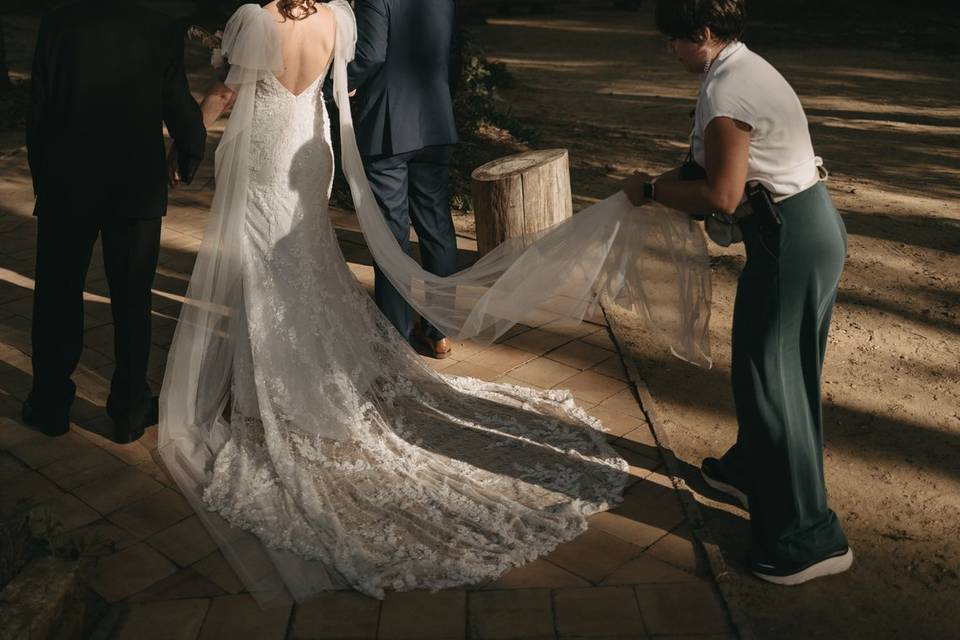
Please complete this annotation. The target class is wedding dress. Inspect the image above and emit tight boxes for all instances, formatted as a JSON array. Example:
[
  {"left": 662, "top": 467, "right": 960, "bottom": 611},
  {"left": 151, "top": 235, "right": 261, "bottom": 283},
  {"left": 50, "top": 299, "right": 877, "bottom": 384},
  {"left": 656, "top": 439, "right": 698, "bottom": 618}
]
[{"left": 160, "top": 3, "right": 638, "bottom": 603}]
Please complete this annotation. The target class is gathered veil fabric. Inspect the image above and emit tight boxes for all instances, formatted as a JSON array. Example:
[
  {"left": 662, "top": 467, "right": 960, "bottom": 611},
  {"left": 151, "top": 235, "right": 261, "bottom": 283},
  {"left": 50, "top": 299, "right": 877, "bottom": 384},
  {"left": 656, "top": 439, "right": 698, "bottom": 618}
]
[{"left": 160, "top": 2, "right": 710, "bottom": 606}]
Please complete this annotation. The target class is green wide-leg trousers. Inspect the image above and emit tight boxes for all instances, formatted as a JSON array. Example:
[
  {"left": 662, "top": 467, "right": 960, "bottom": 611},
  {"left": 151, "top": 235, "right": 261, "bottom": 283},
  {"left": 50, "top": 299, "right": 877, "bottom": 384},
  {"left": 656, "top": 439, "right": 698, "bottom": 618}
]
[{"left": 724, "top": 182, "right": 850, "bottom": 564}]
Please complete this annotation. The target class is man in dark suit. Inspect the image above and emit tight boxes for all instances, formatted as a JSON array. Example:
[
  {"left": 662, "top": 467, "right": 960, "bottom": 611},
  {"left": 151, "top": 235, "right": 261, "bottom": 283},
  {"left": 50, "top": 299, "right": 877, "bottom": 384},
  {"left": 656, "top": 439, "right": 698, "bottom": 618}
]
[
  {"left": 25, "top": 0, "right": 205, "bottom": 442},
  {"left": 348, "top": 0, "right": 460, "bottom": 358}
]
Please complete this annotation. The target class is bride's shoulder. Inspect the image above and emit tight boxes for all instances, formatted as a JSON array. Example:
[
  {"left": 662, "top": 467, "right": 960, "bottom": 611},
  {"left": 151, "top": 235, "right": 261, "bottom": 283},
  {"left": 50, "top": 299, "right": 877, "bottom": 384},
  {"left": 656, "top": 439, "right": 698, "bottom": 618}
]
[{"left": 226, "top": 3, "right": 269, "bottom": 22}]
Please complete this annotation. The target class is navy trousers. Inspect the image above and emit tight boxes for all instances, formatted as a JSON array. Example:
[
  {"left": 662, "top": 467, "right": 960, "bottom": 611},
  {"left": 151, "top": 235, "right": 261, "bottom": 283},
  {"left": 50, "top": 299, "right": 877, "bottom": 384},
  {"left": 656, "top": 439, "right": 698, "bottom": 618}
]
[
  {"left": 362, "top": 145, "right": 457, "bottom": 342},
  {"left": 30, "top": 214, "right": 160, "bottom": 423}
]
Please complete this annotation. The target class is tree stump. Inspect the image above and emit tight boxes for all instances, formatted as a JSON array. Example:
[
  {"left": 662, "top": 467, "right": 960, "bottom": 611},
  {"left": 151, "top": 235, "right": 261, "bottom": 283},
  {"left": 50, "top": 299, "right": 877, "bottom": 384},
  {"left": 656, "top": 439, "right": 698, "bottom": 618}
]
[{"left": 471, "top": 149, "right": 573, "bottom": 256}]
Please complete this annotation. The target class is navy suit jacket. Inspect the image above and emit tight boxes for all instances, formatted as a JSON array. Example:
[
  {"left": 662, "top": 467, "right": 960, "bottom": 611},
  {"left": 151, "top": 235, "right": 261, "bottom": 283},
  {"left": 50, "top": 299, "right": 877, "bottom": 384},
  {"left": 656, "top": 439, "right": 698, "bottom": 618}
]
[{"left": 347, "top": 0, "right": 459, "bottom": 158}]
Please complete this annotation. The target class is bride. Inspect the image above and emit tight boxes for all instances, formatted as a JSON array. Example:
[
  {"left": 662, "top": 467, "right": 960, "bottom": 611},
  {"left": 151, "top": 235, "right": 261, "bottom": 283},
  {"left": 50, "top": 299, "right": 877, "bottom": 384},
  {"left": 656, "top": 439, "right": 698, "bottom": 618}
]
[{"left": 160, "top": 0, "right": 710, "bottom": 603}]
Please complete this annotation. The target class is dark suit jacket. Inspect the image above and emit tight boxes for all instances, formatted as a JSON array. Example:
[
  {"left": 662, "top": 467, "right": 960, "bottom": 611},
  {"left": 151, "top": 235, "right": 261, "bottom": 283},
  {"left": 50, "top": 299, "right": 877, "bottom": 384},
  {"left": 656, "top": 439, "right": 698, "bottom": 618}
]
[
  {"left": 26, "top": 0, "right": 206, "bottom": 219},
  {"left": 348, "top": 0, "right": 459, "bottom": 158}
]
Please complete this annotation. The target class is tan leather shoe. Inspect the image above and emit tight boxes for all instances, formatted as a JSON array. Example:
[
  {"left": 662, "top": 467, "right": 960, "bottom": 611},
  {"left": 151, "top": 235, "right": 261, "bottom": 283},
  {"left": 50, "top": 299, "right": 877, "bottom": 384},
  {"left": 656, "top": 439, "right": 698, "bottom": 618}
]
[{"left": 420, "top": 335, "right": 453, "bottom": 359}]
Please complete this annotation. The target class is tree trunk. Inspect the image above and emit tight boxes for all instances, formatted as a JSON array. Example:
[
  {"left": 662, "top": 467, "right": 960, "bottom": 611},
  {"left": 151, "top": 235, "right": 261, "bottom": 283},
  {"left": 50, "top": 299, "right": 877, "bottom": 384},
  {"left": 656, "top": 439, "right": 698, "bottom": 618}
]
[
  {"left": 0, "top": 17, "right": 12, "bottom": 92},
  {"left": 471, "top": 149, "right": 573, "bottom": 256}
]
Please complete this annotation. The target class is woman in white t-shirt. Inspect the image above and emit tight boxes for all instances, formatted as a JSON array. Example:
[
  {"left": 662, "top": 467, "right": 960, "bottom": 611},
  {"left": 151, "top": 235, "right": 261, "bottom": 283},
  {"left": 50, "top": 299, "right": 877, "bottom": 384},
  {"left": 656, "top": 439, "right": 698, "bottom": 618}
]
[{"left": 623, "top": 0, "right": 852, "bottom": 586}]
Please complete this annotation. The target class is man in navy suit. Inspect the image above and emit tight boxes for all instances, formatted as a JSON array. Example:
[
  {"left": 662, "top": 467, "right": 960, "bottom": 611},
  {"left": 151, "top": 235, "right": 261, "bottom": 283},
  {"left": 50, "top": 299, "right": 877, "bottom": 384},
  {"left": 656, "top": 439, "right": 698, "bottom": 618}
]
[{"left": 348, "top": 0, "right": 460, "bottom": 358}]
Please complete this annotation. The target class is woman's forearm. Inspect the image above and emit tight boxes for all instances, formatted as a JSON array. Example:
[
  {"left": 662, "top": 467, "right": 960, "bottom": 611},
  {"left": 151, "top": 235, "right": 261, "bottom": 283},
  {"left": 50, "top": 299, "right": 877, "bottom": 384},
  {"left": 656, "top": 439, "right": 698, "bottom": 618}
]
[{"left": 653, "top": 178, "right": 738, "bottom": 217}]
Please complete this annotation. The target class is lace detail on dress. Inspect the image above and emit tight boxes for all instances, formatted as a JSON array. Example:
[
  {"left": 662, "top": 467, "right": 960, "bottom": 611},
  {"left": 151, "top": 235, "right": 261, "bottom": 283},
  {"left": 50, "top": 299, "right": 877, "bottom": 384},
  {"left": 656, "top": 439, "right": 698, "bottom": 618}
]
[{"left": 200, "top": 67, "right": 629, "bottom": 599}]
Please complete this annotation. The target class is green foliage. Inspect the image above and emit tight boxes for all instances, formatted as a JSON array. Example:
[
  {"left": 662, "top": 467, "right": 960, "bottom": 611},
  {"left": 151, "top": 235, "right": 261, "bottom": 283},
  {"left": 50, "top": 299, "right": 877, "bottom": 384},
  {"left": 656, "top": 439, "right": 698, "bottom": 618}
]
[{"left": 454, "top": 36, "right": 535, "bottom": 145}]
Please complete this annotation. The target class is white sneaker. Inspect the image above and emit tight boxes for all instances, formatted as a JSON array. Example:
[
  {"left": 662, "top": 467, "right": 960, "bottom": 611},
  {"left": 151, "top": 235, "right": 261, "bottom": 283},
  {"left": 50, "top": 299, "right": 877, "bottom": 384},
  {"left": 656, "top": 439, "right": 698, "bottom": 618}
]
[{"left": 751, "top": 547, "right": 854, "bottom": 586}]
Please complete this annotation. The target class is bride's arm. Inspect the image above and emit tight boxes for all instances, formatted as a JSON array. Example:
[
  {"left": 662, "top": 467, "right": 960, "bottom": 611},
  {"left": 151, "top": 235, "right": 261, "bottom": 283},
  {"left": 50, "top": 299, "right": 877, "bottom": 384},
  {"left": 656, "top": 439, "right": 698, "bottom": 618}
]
[
  {"left": 168, "top": 81, "right": 236, "bottom": 186},
  {"left": 199, "top": 81, "right": 237, "bottom": 129}
]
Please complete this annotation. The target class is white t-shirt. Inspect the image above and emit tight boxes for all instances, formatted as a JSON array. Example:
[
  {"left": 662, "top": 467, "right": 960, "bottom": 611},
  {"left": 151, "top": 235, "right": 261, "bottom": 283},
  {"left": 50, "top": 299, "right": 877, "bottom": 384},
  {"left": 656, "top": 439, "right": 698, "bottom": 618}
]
[{"left": 691, "top": 42, "right": 821, "bottom": 200}]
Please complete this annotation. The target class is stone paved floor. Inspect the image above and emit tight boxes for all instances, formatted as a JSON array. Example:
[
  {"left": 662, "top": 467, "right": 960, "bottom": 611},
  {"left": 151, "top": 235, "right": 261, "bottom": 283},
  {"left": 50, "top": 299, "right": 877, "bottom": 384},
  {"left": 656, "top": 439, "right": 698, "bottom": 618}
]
[{"left": 0, "top": 147, "right": 736, "bottom": 638}]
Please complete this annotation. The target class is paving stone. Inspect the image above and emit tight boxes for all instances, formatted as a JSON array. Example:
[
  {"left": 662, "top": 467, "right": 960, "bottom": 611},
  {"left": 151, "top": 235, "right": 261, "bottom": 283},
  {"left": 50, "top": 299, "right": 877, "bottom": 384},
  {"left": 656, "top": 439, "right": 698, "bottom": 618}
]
[
  {"left": 422, "top": 355, "right": 459, "bottom": 372},
  {"left": 504, "top": 328, "right": 573, "bottom": 355},
  {"left": 378, "top": 590, "right": 466, "bottom": 640},
  {"left": 619, "top": 425, "right": 660, "bottom": 452},
  {"left": 510, "top": 357, "right": 579, "bottom": 389},
  {"left": 0, "top": 313, "right": 31, "bottom": 353},
  {"left": 596, "top": 388, "right": 646, "bottom": 420},
  {"left": 191, "top": 552, "right": 245, "bottom": 595},
  {"left": 470, "top": 344, "right": 538, "bottom": 375},
  {"left": 290, "top": 591, "right": 381, "bottom": 639},
  {"left": 589, "top": 480, "right": 686, "bottom": 549},
  {"left": 635, "top": 582, "right": 732, "bottom": 636},
  {"left": 73, "top": 466, "right": 164, "bottom": 514},
  {"left": 136, "top": 460, "right": 180, "bottom": 491},
  {"left": 580, "top": 330, "right": 617, "bottom": 352},
  {"left": 41, "top": 450, "right": 126, "bottom": 491},
  {"left": 114, "top": 598, "right": 210, "bottom": 640},
  {"left": 108, "top": 488, "right": 193, "bottom": 538},
  {"left": 198, "top": 594, "right": 292, "bottom": 640},
  {"left": 90, "top": 542, "right": 178, "bottom": 603},
  {"left": 610, "top": 445, "right": 662, "bottom": 484},
  {"left": 645, "top": 526, "right": 712, "bottom": 578},
  {"left": 56, "top": 519, "right": 140, "bottom": 556},
  {"left": 0, "top": 416, "right": 46, "bottom": 450},
  {"left": 0, "top": 470, "right": 62, "bottom": 519},
  {"left": 128, "top": 568, "right": 227, "bottom": 603},
  {"left": 447, "top": 339, "right": 487, "bottom": 359},
  {"left": 553, "top": 586, "right": 647, "bottom": 639},
  {"left": 601, "top": 553, "right": 702, "bottom": 586},
  {"left": 558, "top": 370, "right": 628, "bottom": 405},
  {"left": 149, "top": 515, "right": 218, "bottom": 567},
  {"left": 546, "top": 340, "right": 614, "bottom": 371},
  {"left": 495, "top": 374, "right": 546, "bottom": 390},
  {"left": 484, "top": 559, "right": 592, "bottom": 590},
  {"left": 539, "top": 318, "right": 602, "bottom": 339},
  {"left": 545, "top": 528, "right": 644, "bottom": 584},
  {"left": 9, "top": 431, "right": 95, "bottom": 469},
  {"left": 443, "top": 360, "right": 503, "bottom": 382},
  {"left": 139, "top": 425, "right": 159, "bottom": 452},
  {"left": 586, "top": 405, "right": 645, "bottom": 439},
  {"left": 29, "top": 492, "right": 100, "bottom": 533},
  {"left": 0, "top": 451, "right": 29, "bottom": 482},
  {"left": 591, "top": 354, "right": 630, "bottom": 382},
  {"left": 469, "top": 589, "right": 554, "bottom": 640}
]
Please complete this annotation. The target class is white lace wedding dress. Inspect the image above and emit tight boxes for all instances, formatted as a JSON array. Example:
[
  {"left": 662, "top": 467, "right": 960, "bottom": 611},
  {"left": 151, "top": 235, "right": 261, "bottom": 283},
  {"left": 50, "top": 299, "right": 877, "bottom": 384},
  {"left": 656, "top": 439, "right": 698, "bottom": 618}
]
[{"left": 161, "top": 3, "right": 630, "bottom": 602}]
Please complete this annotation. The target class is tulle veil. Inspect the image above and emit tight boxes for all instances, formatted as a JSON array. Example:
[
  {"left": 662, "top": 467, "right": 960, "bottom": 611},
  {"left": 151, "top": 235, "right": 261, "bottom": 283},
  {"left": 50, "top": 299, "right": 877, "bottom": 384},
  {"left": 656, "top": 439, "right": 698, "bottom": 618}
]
[{"left": 158, "top": 1, "right": 711, "bottom": 606}]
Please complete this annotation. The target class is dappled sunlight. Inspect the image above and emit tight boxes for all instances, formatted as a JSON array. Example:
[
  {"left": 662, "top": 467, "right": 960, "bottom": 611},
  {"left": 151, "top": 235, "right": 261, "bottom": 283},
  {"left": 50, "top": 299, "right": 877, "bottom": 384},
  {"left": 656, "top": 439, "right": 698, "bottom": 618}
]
[{"left": 487, "top": 17, "right": 657, "bottom": 38}]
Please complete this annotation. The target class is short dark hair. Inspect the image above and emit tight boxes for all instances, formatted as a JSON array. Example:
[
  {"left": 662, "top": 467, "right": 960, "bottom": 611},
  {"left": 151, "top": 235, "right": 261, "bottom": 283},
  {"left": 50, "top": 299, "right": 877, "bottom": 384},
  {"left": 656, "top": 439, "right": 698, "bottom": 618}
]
[{"left": 654, "top": 0, "right": 746, "bottom": 42}]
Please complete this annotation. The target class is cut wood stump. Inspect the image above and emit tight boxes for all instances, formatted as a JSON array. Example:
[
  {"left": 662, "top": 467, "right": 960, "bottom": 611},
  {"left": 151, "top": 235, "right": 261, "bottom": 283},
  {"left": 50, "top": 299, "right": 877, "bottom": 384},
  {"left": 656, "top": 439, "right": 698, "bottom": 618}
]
[{"left": 471, "top": 149, "right": 573, "bottom": 256}]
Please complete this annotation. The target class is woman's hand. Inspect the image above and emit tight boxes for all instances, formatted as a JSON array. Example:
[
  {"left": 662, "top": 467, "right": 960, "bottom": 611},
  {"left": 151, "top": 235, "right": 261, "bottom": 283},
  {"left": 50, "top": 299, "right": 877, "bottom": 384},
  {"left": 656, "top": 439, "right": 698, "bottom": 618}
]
[{"left": 622, "top": 171, "right": 655, "bottom": 207}]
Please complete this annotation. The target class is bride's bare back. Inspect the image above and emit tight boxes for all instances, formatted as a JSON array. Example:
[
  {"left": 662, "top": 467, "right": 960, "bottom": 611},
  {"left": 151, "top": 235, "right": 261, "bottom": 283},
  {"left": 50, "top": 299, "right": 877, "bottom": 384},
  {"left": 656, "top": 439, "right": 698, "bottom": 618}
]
[{"left": 263, "top": 1, "right": 336, "bottom": 96}]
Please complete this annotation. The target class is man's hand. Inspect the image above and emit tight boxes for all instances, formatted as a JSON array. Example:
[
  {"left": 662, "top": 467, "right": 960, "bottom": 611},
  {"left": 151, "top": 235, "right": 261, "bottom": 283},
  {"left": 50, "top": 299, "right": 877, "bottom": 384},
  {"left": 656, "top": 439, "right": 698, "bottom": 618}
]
[
  {"left": 167, "top": 145, "right": 181, "bottom": 188},
  {"left": 622, "top": 171, "right": 655, "bottom": 207}
]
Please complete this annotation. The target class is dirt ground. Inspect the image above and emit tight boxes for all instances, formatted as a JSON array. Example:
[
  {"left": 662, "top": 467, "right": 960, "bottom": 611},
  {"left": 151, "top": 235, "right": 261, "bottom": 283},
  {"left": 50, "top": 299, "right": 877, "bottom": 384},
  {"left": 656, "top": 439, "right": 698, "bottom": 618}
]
[{"left": 470, "top": 5, "right": 960, "bottom": 639}]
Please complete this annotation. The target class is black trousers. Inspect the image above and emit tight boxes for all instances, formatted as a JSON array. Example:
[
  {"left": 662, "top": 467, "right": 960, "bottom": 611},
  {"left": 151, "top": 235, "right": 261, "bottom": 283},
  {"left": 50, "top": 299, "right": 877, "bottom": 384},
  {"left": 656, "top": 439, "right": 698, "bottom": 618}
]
[
  {"left": 723, "top": 182, "right": 849, "bottom": 564},
  {"left": 30, "top": 214, "right": 161, "bottom": 421},
  {"left": 362, "top": 145, "right": 457, "bottom": 342}
]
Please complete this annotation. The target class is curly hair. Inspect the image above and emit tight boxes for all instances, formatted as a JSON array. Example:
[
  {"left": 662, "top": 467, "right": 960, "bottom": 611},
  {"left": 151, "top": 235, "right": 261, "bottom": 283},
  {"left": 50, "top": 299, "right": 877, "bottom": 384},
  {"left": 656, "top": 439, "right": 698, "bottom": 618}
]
[
  {"left": 277, "top": 0, "right": 320, "bottom": 21},
  {"left": 654, "top": 0, "right": 746, "bottom": 42}
]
